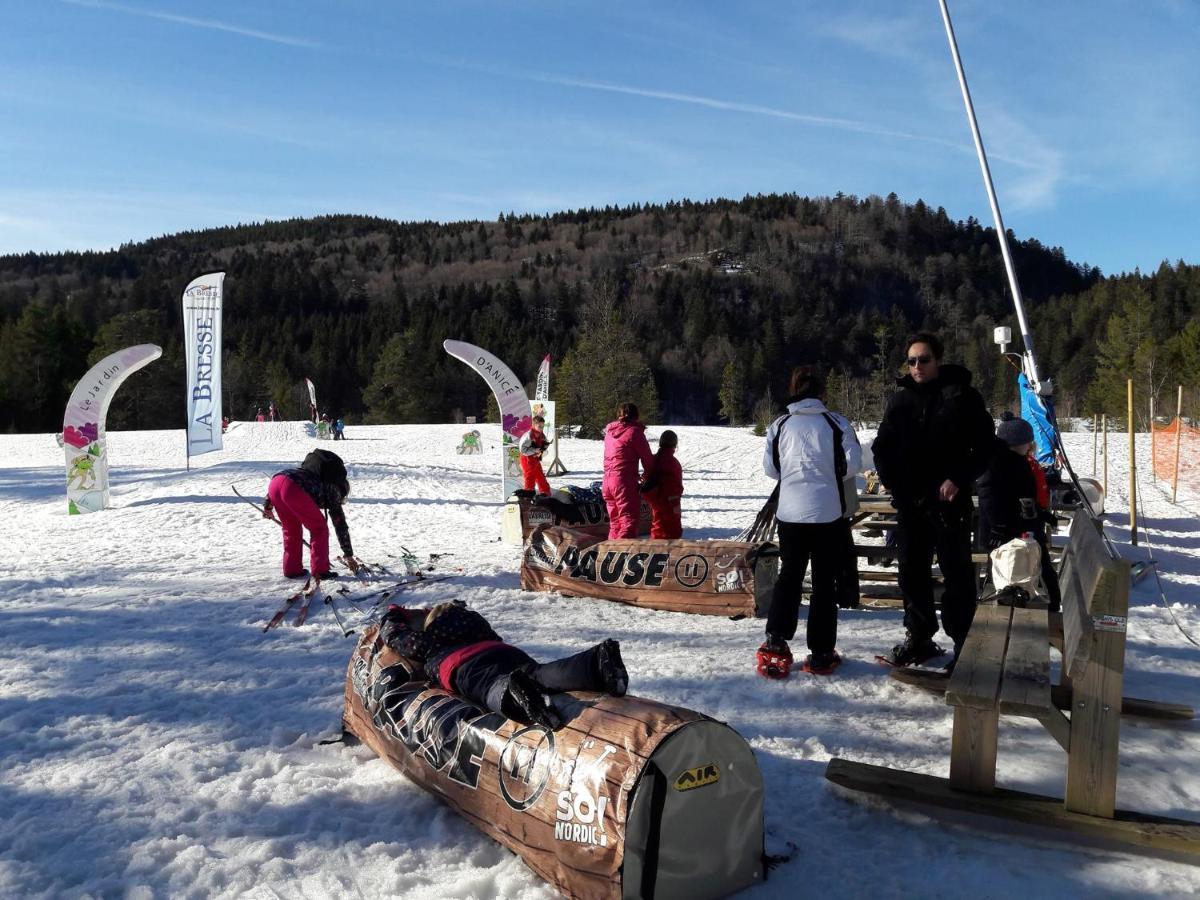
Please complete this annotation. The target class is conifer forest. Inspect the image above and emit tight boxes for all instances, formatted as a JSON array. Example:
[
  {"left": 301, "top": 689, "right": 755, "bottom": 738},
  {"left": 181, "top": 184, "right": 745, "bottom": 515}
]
[{"left": 2, "top": 192, "right": 1197, "bottom": 436}]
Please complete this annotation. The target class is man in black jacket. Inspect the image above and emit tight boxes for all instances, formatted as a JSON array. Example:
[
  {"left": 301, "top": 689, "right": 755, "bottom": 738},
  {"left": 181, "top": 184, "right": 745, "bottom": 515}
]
[{"left": 872, "top": 333, "right": 995, "bottom": 665}]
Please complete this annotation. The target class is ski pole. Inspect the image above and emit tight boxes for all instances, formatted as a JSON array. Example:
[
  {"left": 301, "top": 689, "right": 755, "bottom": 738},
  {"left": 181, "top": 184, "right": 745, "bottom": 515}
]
[{"left": 325, "top": 594, "right": 355, "bottom": 637}]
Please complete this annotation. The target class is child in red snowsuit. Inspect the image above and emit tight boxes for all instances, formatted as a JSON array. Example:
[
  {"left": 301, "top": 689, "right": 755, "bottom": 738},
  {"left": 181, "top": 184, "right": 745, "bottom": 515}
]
[
  {"left": 602, "top": 403, "right": 655, "bottom": 539},
  {"left": 641, "top": 430, "right": 683, "bottom": 539},
  {"left": 518, "top": 415, "right": 552, "bottom": 494}
]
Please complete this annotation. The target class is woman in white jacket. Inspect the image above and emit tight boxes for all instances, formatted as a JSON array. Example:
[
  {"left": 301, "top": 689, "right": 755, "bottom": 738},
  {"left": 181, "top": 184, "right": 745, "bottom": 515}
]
[{"left": 756, "top": 366, "right": 862, "bottom": 678}]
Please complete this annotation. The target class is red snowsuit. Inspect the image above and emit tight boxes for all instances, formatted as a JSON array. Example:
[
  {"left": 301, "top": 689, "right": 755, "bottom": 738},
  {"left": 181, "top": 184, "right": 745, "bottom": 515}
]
[
  {"left": 602, "top": 419, "right": 654, "bottom": 539},
  {"left": 643, "top": 446, "right": 683, "bottom": 539},
  {"left": 519, "top": 427, "right": 551, "bottom": 494}
]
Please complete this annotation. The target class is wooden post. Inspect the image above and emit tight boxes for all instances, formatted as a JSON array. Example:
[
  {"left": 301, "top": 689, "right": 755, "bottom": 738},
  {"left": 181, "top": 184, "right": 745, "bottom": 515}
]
[
  {"left": 1065, "top": 551, "right": 1130, "bottom": 817},
  {"left": 1102, "top": 414, "right": 1108, "bottom": 492},
  {"left": 1128, "top": 379, "right": 1137, "bottom": 546},
  {"left": 1174, "top": 384, "right": 1184, "bottom": 504},
  {"left": 1092, "top": 412, "right": 1098, "bottom": 475}
]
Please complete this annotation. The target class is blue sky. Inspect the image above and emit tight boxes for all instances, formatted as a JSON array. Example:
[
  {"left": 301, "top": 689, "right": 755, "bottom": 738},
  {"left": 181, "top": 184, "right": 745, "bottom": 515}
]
[{"left": 1, "top": 1, "right": 1196, "bottom": 276}]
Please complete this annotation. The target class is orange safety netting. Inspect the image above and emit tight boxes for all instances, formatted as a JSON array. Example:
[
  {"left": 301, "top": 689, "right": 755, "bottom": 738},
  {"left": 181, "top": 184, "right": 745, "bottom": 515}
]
[{"left": 1152, "top": 418, "right": 1200, "bottom": 495}]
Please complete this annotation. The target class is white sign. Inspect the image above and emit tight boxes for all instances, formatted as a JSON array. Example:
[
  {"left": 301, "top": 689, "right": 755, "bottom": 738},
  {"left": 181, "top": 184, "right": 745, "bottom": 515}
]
[
  {"left": 535, "top": 354, "right": 551, "bottom": 401},
  {"left": 182, "top": 272, "right": 224, "bottom": 456},
  {"left": 443, "top": 340, "right": 533, "bottom": 499},
  {"left": 63, "top": 344, "right": 162, "bottom": 513}
]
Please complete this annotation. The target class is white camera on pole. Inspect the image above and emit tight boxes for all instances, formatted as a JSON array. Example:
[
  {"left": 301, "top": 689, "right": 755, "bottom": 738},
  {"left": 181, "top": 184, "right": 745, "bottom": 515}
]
[{"left": 993, "top": 325, "right": 1012, "bottom": 354}]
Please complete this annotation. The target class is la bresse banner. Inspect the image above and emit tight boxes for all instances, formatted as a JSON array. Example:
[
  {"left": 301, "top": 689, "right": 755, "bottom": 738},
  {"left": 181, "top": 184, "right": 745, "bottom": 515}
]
[
  {"left": 443, "top": 339, "right": 532, "bottom": 499},
  {"left": 63, "top": 343, "right": 162, "bottom": 514},
  {"left": 182, "top": 272, "right": 225, "bottom": 456},
  {"left": 534, "top": 354, "right": 550, "bottom": 401}
]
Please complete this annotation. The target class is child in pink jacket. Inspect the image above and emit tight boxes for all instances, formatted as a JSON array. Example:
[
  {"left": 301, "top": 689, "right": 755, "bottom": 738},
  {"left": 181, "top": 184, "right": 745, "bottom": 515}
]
[{"left": 602, "top": 402, "right": 655, "bottom": 539}]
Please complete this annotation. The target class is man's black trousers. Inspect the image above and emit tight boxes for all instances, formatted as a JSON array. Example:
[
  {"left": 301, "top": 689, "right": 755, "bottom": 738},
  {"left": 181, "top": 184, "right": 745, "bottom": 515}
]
[
  {"left": 765, "top": 519, "right": 845, "bottom": 655},
  {"left": 895, "top": 499, "right": 978, "bottom": 649}
]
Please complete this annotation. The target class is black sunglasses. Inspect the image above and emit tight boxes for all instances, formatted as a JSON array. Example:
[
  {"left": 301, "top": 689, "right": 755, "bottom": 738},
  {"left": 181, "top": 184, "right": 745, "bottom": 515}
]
[{"left": 907, "top": 354, "right": 933, "bottom": 366}]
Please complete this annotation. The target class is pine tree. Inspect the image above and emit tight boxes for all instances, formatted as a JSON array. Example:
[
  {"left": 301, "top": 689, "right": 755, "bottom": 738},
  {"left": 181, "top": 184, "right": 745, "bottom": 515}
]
[{"left": 718, "top": 358, "right": 748, "bottom": 426}]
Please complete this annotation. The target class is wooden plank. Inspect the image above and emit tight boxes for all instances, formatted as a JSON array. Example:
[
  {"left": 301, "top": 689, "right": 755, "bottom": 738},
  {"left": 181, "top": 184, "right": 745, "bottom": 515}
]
[
  {"left": 1048, "top": 612, "right": 1064, "bottom": 652},
  {"left": 825, "top": 758, "right": 1200, "bottom": 858},
  {"left": 1059, "top": 537, "right": 1094, "bottom": 680},
  {"left": 887, "top": 669, "right": 1194, "bottom": 722},
  {"left": 859, "top": 596, "right": 905, "bottom": 610},
  {"left": 1066, "top": 549, "right": 1131, "bottom": 818},
  {"left": 945, "top": 605, "right": 1012, "bottom": 710},
  {"left": 1071, "top": 513, "right": 1117, "bottom": 607},
  {"left": 999, "top": 608, "right": 1053, "bottom": 717},
  {"left": 1038, "top": 708, "right": 1072, "bottom": 752},
  {"left": 887, "top": 667, "right": 950, "bottom": 693},
  {"left": 853, "top": 519, "right": 900, "bottom": 530},
  {"left": 950, "top": 707, "right": 999, "bottom": 792},
  {"left": 858, "top": 570, "right": 902, "bottom": 582}
]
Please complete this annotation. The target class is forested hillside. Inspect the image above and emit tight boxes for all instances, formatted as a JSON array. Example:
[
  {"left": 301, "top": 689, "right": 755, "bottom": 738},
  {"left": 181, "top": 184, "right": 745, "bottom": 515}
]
[{"left": 1, "top": 192, "right": 1196, "bottom": 435}]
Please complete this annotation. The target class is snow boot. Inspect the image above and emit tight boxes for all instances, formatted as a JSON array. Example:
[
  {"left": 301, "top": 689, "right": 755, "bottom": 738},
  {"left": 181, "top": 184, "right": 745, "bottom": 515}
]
[
  {"left": 595, "top": 639, "right": 628, "bottom": 697},
  {"left": 884, "top": 632, "right": 944, "bottom": 667},
  {"left": 800, "top": 651, "right": 842, "bottom": 676},
  {"left": 501, "top": 670, "right": 564, "bottom": 730},
  {"left": 756, "top": 636, "right": 793, "bottom": 680}
]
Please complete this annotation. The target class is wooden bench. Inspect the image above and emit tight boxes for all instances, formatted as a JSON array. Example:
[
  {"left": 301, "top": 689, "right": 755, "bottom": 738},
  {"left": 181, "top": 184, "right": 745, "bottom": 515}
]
[{"left": 827, "top": 512, "right": 1200, "bottom": 856}]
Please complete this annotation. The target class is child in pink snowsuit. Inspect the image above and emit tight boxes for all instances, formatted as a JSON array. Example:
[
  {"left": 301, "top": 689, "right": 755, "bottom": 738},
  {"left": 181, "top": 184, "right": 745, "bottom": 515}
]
[
  {"left": 602, "top": 402, "right": 655, "bottom": 539},
  {"left": 262, "top": 452, "right": 354, "bottom": 578}
]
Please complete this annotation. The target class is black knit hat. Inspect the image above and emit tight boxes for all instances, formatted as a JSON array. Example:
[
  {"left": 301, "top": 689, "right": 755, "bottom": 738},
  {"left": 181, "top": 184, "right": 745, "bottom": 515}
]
[{"left": 997, "top": 411, "right": 1034, "bottom": 446}]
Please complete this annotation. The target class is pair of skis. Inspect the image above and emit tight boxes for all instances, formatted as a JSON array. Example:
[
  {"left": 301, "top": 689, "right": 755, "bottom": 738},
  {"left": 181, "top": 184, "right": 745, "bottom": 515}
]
[
  {"left": 263, "top": 576, "right": 323, "bottom": 631},
  {"left": 264, "top": 572, "right": 459, "bottom": 634}
]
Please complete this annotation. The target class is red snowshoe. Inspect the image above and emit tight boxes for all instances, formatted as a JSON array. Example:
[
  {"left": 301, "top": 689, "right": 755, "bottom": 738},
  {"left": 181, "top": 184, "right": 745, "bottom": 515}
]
[{"left": 756, "top": 639, "right": 793, "bottom": 680}]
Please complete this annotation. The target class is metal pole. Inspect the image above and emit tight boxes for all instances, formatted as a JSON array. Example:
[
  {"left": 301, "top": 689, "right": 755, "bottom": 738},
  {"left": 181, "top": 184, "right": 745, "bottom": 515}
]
[
  {"left": 1150, "top": 390, "right": 1156, "bottom": 481},
  {"left": 1102, "top": 414, "right": 1108, "bottom": 492},
  {"left": 1128, "top": 379, "right": 1137, "bottom": 546},
  {"left": 937, "top": 0, "right": 1042, "bottom": 389},
  {"left": 1173, "top": 384, "right": 1183, "bottom": 503}
]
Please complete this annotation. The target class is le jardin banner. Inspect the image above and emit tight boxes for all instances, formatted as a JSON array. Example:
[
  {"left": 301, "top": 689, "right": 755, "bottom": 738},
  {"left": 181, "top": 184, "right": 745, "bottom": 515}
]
[{"left": 63, "top": 344, "right": 162, "bottom": 514}]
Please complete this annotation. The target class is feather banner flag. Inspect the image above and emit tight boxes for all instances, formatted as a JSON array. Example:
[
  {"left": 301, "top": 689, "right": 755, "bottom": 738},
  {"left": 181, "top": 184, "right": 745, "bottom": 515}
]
[
  {"left": 443, "top": 340, "right": 532, "bottom": 499},
  {"left": 182, "top": 272, "right": 225, "bottom": 460},
  {"left": 534, "top": 354, "right": 551, "bottom": 401}
]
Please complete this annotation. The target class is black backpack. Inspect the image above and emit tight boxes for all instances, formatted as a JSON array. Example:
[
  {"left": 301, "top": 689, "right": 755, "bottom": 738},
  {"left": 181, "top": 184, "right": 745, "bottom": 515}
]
[{"left": 302, "top": 448, "right": 349, "bottom": 498}]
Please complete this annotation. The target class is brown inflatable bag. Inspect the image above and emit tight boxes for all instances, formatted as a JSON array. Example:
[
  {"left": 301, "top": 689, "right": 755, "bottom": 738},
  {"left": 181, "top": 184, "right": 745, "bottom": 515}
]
[{"left": 343, "top": 627, "right": 764, "bottom": 899}]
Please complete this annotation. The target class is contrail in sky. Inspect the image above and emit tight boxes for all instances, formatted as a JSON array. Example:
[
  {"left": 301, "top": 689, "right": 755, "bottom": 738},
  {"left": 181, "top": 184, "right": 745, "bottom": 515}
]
[
  {"left": 60, "top": 0, "right": 320, "bottom": 48},
  {"left": 532, "top": 73, "right": 965, "bottom": 153}
]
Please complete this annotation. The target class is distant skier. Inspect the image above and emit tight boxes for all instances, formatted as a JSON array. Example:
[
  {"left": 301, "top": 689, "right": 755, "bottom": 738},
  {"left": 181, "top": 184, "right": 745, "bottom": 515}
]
[
  {"left": 377, "top": 599, "right": 628, "bottom": 729},
  {"left": 333, "top": 418, "right": 345, "bottom": 441},
  {"left": 255, "top": 407, "right": 265, "bottom": 423},
  {"left": 261, "top": 449, "right": 358, "bottom": 579},
  {"left": 640, "top": 429, "right": 683, "bottom": 539},
  {"left": 268, "top": 402, "right": 278, "bottom": 422},
  {"left": 518, "top": 414, "right": 552, "bottom": 494},
  {"left": 602, "top": 402, "right": 655, "bottom": 539}
]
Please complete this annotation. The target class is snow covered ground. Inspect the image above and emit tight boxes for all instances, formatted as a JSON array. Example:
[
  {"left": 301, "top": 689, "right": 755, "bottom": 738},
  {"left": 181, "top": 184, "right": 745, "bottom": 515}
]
[{"left": 2, "top": 421, "right": 1198, "bottom": 899}]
